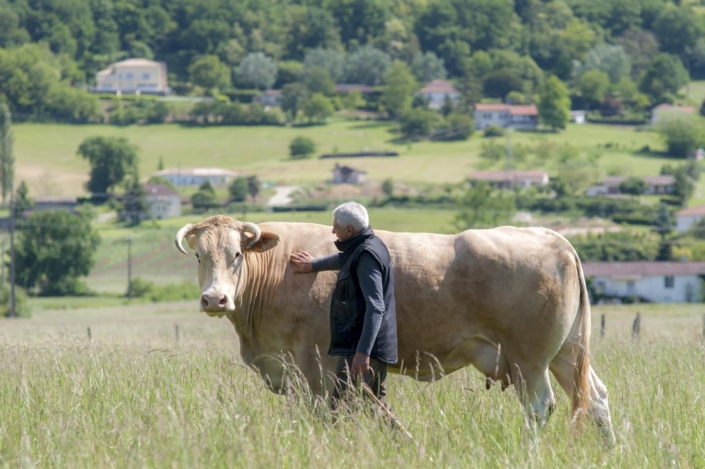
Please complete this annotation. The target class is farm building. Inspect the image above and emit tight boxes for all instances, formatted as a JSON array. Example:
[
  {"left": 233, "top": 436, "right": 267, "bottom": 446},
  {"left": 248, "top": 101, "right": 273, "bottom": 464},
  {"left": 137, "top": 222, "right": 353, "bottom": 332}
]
[
  {"left": 151, "top": 168, "right": 238, "bottom": 187},
  {"left": 583, "top": 262, "right": 705, "bottom": 303}
]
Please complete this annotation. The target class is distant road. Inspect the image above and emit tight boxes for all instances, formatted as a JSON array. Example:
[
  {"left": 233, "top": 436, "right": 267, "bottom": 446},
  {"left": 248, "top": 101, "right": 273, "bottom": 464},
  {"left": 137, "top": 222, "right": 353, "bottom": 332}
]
[{"left": 267, "top": 186, "right": 299, "bottom": 207}]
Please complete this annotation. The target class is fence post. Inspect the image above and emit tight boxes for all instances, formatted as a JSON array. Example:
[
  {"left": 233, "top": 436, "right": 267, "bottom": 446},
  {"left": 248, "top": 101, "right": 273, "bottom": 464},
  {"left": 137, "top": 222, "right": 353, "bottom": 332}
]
[
  {"left": 632, "top": 312, "right": 641, "bottom": 340},
  {"left": 175, "top": 324, "right": 180, "bottom": 343},
  {"left": 601, "top": 314, "right": 606, "bottom": 339},
  {"left": 87, "top": 326, "right": 93, "bottom": 345},
  {"left": 702, "top": 313, "right": 704, "bottom": 341}
]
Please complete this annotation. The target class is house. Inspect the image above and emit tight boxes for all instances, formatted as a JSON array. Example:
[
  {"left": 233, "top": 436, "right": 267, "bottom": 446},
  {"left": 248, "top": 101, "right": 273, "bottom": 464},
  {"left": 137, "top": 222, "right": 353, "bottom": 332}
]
[
  {"left": 474, "top": 104, "right": 539, "bottom": 130},
  {"left": 676, "top": 205, "right": 705, "bottom": 233},
  {"left": 95, "top": 58, "right": 170, "bottom": 94},
  {"left": 255, "top": 89, "right": 281, "bottom": 107},
  {"left": 332, "top": 164, "right": 367, "bottom": 184},
  {"left": 583, "top": 262, "right": 705, "bottom": 303},
  {"left": 470, "top": 170, "right": 549, "bottom": 190},
  {"left": 144, "top": 184, "right": 181, "bottom": 219},
  {"left": 335, "top": 84, "right": 375, "bottom": 94},
  {"left": 418, "top": 80, "right": 460, "bottom": 110},
  {"left": 570, "top": 110, "right": 586, "bottom": 124},
  {"left": 151, "top": 168, "right": 238, "bottom": 187},
  {"left": 585, "top": 175, "right": 676, "bottom": 196},
  {"left": 650, "top": 104, "right": 696, "bottom": 124}
]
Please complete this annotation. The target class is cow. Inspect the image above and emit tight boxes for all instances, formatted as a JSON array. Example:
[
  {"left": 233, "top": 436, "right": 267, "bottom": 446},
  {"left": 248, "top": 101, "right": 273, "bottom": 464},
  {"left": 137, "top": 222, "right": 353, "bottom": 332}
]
[{"left": 174, "top": 215, "right": 615, "bottom": 443}]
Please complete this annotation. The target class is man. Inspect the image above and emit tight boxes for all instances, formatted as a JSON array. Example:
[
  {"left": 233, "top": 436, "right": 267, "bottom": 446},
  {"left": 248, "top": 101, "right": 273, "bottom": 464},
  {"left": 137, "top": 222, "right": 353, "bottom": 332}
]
[{"left": 289, "top": 201, "right": 398, "bottom": 406}]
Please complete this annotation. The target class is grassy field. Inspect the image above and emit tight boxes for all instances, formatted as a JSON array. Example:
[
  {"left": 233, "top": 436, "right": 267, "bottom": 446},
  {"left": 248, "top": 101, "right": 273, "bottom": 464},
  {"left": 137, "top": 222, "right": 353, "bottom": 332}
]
[
  {"left": 1, "top": 302, "right": 704, "bottom": 467},
  {"left": 86, "top": 208, "right": 458, "bottom": 294},
  {"left": 14, "top": 120, "right": 672, "bottom": 191}
]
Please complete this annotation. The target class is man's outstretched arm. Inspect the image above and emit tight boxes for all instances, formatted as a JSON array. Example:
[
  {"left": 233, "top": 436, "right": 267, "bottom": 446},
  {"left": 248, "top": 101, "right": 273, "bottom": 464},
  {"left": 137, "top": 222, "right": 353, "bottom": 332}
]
[{"left": 290, "top": 252, "right": 340, "bottom": 273}]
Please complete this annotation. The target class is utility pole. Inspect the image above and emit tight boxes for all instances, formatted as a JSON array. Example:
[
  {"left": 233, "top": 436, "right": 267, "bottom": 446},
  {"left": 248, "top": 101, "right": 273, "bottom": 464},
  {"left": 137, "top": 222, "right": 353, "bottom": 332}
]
[
  {"left": 126, "top": 236, "right": 132, "bottom": 299},
  {"left": 9, "top": 193, "right": 16, "bottom": 318}
]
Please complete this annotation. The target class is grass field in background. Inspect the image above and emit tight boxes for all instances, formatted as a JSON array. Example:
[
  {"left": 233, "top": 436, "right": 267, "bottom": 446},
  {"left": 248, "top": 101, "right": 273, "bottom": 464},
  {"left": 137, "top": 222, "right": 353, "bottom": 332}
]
[
  {"left": 1, "top": 302, "right": 703, "bottom": 467},
  {"left": 15, "top": 120, "right": 676, "bottom": 192}
]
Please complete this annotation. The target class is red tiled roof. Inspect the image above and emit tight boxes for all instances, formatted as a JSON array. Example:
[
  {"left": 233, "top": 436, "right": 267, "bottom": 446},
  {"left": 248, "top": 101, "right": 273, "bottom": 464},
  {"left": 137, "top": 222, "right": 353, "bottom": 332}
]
[
  {"left": 335, "top": 84, "right": 374, "bottom": 93},
  {"left": 582, "top": 262, "right": 705, "bottom": 277},
  {"left": 420, "top": 79, "right": 458, "bottom": 93},
  {"left": 144, "top": 184, "right": 178, "bottom": 196},
  {"left": 604, "top": 175, "right": 676, "bottom": 187},
  {"left": 474, "top": 104, "right": 538, "bottom": 116},
  {"left": 263, "top": 89, "right": 281, "bottom": 96},
  {"left": 676, "top": 205, "right": 705, "bottom": 217},
  {"left": 652, "top": 104, "right": 696, "bottom": 113}
]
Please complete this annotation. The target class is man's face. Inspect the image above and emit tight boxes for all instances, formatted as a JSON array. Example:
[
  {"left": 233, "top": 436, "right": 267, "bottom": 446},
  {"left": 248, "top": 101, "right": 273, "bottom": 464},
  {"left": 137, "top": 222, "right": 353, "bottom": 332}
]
[{"left": 332, "top": 219, "right": 356, "bottom": 241}]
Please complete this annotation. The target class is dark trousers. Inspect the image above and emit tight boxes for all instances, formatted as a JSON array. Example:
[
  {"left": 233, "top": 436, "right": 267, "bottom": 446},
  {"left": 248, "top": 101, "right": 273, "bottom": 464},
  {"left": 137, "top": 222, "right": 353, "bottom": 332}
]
[{"left": 331, "top": 355, "right": 388, "bottom": 406}]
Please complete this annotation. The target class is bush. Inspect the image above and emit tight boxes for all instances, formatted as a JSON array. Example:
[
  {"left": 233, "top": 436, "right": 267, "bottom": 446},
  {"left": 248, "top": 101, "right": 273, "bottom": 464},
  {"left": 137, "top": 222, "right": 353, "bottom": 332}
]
[
  {"left": 399, "top": 108, "right": 438, "bottom": 138},
  {"left": 0, "top": 285, "right": 31, "bottom": 318},
  {"left": 40, "top": 277, "right": 93, "bottom": 297},
  {"left": 128, "top": 277, "right": 201, "bottom": 302},
  {"left": 289, "top": 136, "right": 316, "bottom": 159},
  {"left": 435, "top": 113, "right": 474, "bottom": 140},
  {"left": 229, "top": 176, "right": 249, "bottom": 201},
  {"left": 483, "top": 125, "right": 504, "bottom": 138}
]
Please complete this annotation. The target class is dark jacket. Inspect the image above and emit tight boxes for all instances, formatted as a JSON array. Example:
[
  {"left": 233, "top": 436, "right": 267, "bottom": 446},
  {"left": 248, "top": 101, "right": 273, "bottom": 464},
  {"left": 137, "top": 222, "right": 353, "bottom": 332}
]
[{"left": 328, "top": 226, "right": 398, "bottom": 364}]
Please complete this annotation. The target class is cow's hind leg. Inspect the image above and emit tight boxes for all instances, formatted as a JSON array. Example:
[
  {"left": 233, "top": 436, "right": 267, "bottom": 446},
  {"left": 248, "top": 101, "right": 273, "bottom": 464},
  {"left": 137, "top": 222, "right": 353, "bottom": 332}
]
[
  {"left": 550, "top": 356, "right": 616, "bottom": 446},
  {"left": 513, "top": 365, "right": 556, "bottom": 433}
]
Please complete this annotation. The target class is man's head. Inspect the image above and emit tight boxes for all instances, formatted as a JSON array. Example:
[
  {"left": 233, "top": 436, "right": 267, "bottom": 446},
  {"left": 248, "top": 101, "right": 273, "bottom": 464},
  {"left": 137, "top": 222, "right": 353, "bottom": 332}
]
[{"left": 332, "top": 201, "right": 369, "bottom": 241}]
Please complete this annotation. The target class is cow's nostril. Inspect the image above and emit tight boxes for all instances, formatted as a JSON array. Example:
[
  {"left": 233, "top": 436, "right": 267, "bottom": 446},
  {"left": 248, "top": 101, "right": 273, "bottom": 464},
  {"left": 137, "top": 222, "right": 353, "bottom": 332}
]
[
  {"left": 201, "top": 297, "right": 209, "bottom": 309},
  {"left": 218, "top": 296, "right": 227, "bottom": 306}
]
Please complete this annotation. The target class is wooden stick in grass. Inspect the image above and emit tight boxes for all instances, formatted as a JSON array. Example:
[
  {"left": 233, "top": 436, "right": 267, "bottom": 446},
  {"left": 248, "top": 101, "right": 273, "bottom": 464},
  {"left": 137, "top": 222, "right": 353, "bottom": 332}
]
[{"left": 361, "top": 382, "right": 413, "bottom": 440}]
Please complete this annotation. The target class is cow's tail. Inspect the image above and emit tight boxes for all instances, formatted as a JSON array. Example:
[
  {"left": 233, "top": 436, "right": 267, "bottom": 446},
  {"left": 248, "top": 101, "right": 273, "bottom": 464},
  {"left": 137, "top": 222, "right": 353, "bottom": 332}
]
[{"left": 571, "top": 251, "right": 591, "bottom": 430}]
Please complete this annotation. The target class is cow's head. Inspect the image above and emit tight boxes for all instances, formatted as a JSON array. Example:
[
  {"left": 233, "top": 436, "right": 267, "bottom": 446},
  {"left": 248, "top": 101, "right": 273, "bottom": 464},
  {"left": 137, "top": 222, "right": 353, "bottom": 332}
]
[{"left": 174, "top": 216, "right": 279, "bottom": 316}]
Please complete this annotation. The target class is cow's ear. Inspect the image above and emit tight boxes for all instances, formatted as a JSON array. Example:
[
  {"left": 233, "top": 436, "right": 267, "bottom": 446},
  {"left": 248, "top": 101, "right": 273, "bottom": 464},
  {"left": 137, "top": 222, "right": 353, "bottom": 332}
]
[
  {"left": 185, "top": 233, "right": 199, "bottom": 250},
  {"left": 247, "top": 230, "right": 280, "bottom": 253}
]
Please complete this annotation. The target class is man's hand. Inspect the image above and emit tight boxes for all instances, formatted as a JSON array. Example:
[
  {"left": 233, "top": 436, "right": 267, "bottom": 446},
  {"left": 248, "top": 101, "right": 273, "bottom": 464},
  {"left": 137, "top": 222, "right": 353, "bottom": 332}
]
[
  {"left": 351, "top": 352, "right": 373, "bottom": 379},
  {"left": 290, "top": 251, "right": 314, "bottom": 274}
]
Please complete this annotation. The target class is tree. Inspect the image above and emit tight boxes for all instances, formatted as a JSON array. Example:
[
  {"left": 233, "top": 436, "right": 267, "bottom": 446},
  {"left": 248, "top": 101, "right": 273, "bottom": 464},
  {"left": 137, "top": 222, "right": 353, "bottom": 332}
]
[
  {"left": 281, "top": 83, "right": 309, "bottom": 121},
  {"left": 344, "top": 90, "right": 365, "bottom": 110},
  {"left": 15, "top": 209, "right": 100, "bottom": 296},
  {"left": 247, "top": 175, "right": 260, "bottom": 202},
  {"left": 439, "top": 113, "right": 474, "bottom": 140},
  {"left": 191, "top": 182, "right": 219, "bottom": 211},
  {"left": 578, "top": 70, "right": 610, "bottom": 110},
  {"left": 188, "top": 55, "right": 231, "bottom": 91},
  {"left": 343, "top": 45, "right": 391, "bottom": 86},
  {"left": 302, "top": 93, "right": 334, "bottom": 123},
  {"left": 657, "top": 117, "right": 705, "bottom": 157},
  {"left": 0, "top": 104, "right": 14, "bottom": 203},
  {"left": 15, "top": 180, "right": 32, "bottom": 217},
  {"left": 411, "top": 52, "right": 448, "bottom": 84},
  {"left": 616, "top": 30, "right": 660, "bottom": 80},
  {"left": 304, "top": 66, "right": 335, "bottom": 96},
  {"left": 229, "top": 177, "right": 249, "bottom": 202},
  {"left": 399, "top": 108, "right": 438, "bottom": 138},
  {"left": 538, "top": 75, "right": 570, "bottom": 131},
  {"left": 455, "top": 181, "right": 516, "bottom": 229},
  {"left": 122, "top": 176, "right": 147, "bottom": 225},
  {"left": 332, "top": 0, "right": 389, "bottom": 46},
  {"left": 382, "top": 178, "right": 394, "bottom": 198},
  {"left": 640, "top": 54, "right": 690, "bottom": 103},
  {"left": 619, "top": 177, "right": 647, "bottom": 197},
  {"left": 286, "top": 7, "right": 340, "bottom": 59},
  {"left": 575, "top": 45, "right": 631, "bottom": 84},
  {"left": 653, "top": 5, "right": 703, "bottom": 56},
  {"left": 661, "top": 163, "right": 696, "bottom": 207},
  {"left": 235, "top": 52, "right": 278, "bottom": 90},
  {"left": 382, "top": 61, "right": 418, "bottom": 118},
  {"left": 77, "top": 137, "right": 139, "bottom": 195},
  {"left": 289, "top": 136, "right": 316, "bottom": 159},
  {"left": 482, "top": 69, "right": 524, "bottom": 99},
  {"left": 303, "top": 48, "right": 345, "bottom": 82}
]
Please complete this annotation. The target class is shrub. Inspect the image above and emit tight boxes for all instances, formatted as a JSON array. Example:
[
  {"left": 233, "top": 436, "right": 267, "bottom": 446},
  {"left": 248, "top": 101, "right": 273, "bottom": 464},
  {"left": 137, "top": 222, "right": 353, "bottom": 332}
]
[
  {"left": 289, "top": 136, "right": 316, "bottom": 159},
  {"left": 128, "top": 277, "right": 201, "bottom": 302},
  {"left": 0, "top": 285, "right": 31, "bottom": 318},
  {"left": 483, "top": 124, "right": 504, "bottom": 138},
  {"left": 229, "top": 176, "right": 249, "bottom": 202},
  {"left": 399, "top": 108, "right": 438, "bottom": 138}
]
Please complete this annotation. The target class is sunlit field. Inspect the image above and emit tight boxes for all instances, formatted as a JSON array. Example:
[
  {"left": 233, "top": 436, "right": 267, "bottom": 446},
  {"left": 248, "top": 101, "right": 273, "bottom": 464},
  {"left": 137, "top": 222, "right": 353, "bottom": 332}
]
[{"left": 2, "top": 302, "right": 704, "bottom": 467}]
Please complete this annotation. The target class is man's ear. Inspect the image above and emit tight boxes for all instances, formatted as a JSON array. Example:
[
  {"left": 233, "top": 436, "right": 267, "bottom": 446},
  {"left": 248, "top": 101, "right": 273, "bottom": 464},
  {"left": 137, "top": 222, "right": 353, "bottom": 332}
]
[{"left": 247, "top": 230, "right": 280, "bottom": 253}]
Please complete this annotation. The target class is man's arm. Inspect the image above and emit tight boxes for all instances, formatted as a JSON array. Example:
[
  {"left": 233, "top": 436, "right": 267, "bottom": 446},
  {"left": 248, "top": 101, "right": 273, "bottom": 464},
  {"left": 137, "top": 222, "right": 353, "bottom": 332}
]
[
  {"left": 290, "top": 252, "right": 340, "bottom": 273},
  {"left": 351, "top": 252, "right": 385, "bottom": 376}
]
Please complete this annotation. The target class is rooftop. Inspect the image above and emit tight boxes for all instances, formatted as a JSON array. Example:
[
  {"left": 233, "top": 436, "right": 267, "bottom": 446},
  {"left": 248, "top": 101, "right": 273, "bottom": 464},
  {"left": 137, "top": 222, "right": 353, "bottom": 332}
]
[
  {"left": 604, "top": 175, "right": 676, "bottom": 186},
  {"left": 475, "top": 103, "right": 538, "bottom": 116},
  {"left": 583, "top": 262, "right": 705, "bottom": 277},
  {"left": 153, "top": 167, "right": 238, "bottom": 177},
  {"left": 335, "top": 84, "right": 375, "bottom": 93},
  {"left": 419, "top": 79, "right": 458, "bottom": 94},
  {"left": 143, "top": 184, "right": 179, "bottom": 197},
  {"left": 676, "top": 204, "right": 705, "bottom": 217}
]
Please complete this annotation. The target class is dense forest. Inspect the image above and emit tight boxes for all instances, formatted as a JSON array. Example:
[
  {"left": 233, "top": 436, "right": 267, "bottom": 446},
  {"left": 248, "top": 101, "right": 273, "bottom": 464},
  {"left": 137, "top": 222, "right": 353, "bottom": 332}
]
[{"left": 1, "top": 0, "right": 705, "bottom": 122}]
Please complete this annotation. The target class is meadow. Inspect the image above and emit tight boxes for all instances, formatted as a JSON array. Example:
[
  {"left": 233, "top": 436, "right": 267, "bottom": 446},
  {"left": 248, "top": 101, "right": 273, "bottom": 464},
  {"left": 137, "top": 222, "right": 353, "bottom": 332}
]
[{"left": 1, "top": 301, "right": 704, "bottom": 468}]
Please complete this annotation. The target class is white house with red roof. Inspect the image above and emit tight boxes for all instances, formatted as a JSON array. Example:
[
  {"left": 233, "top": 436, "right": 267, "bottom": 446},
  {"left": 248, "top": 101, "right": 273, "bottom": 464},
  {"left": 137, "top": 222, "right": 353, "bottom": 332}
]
[
  {"left": 650, "top": 104, "right": 696, "bottom": 124},
  {"left": 418, "top": 79, "right": 460, "bottom": 109},
  {"left": 255, "top": 89, "right": 282, "bottom": 107},
  {"left": 144, "top": 184, "right": 182, "bottom": 219},
  {"left": 470, "top": 170, "right": 549, "bottom": 189},
  {"left": 583, "top": 262, "right": 705, "bottom": 303},
  {"left": 474, "top": 104, "right": 539, "bottom": 130},
  {"left": 96, "top": 58, "right": 169, "bottom": 94},
  {"left": 676, "top": 205, "right": 705, "bottom": 233}
]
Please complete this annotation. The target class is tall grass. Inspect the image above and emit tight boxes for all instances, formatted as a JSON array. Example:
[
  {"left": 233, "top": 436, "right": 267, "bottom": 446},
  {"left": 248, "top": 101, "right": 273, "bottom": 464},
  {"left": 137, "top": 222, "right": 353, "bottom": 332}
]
[{"left": 1, "top": 304, "right": 704, "bottom": 467}]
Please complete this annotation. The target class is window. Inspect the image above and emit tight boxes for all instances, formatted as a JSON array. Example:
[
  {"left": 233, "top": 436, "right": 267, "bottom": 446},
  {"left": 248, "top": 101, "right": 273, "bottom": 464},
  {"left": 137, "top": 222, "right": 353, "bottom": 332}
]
[
  {"left": 665, "top": 276, "right": 674, "bottom": 288},
  {"left": 627, "top": 281, "right": 635, "bottom": 293},
  {"left": 143, "top": 73, "right": 150, "bottom": 79},
  {"left": 596, "top": 281, "right": 606, "bottom": 292},
  {"left": 126, "top": 73, "right": 133, "bottom": 79}
]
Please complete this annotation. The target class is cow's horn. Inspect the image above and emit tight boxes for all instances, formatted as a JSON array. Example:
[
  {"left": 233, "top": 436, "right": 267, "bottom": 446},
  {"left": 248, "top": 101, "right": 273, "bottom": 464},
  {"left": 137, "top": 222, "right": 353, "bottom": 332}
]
[
  {"left": 242, "top": 222, "right": 261, "bottom": 248},
  {"left": 175, "top": 223, "right": 196, "bottom": 254}
]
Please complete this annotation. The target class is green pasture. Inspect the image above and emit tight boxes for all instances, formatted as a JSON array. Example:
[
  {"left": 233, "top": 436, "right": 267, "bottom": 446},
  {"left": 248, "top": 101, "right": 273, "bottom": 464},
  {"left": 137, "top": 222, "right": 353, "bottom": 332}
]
[
  {"left": 87, "top": 208, "right": 458, "bottom": 294},
  {"left": 1, "top": 301, "right": 704, "bottom": 467}
]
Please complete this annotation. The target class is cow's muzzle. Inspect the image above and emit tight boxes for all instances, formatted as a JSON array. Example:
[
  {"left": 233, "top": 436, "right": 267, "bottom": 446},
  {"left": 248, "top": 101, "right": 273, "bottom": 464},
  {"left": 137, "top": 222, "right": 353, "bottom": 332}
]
[{"left": 201, "top": 291, "right": 229, "bottom": 314}]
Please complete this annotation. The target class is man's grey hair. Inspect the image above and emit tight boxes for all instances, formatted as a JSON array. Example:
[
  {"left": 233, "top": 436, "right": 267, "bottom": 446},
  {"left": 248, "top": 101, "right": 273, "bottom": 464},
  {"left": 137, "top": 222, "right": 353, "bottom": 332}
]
[{"left": 333, "top": 201, "right": 369, "bottom": 232}]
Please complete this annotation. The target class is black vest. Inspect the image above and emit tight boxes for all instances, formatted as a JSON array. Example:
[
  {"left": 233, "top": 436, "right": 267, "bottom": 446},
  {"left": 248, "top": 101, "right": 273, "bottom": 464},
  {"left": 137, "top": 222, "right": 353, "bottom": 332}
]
[{"left": 328, "top": 227, "right": 398, "bottom": 364}]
